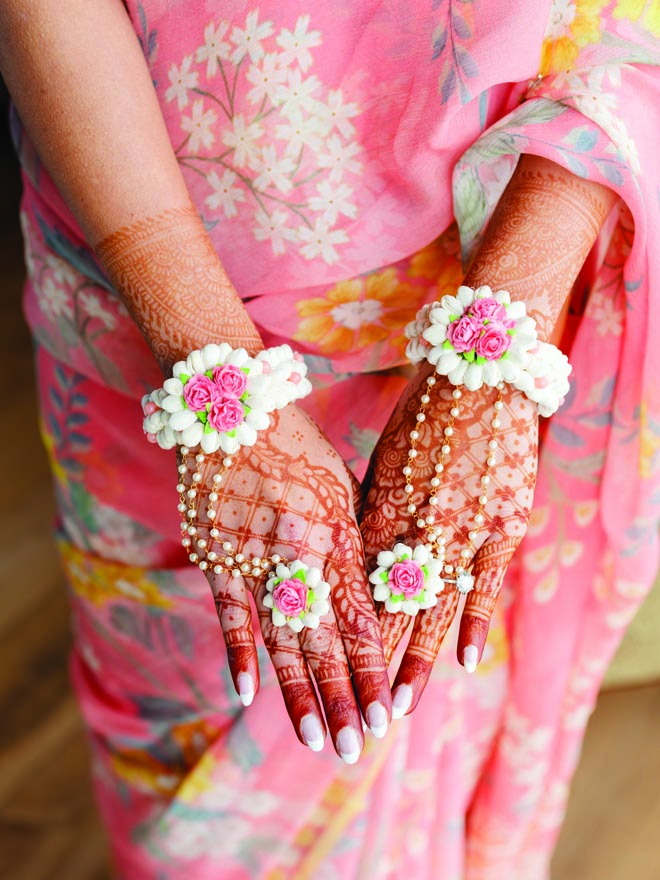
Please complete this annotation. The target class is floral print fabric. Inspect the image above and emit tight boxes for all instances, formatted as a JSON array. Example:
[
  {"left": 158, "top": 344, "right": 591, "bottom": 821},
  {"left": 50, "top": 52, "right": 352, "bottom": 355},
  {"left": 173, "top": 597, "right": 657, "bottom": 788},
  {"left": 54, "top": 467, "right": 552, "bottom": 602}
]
[{"left": 14, "top": 1, "right": 660, "bottom": 878}]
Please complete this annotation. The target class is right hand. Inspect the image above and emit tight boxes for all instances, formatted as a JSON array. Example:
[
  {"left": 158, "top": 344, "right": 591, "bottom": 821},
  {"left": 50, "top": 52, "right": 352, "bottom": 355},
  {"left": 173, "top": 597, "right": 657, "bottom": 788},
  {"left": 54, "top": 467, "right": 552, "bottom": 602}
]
[{"left": 180, "top": 403, "right": 391, "bottom": 763}]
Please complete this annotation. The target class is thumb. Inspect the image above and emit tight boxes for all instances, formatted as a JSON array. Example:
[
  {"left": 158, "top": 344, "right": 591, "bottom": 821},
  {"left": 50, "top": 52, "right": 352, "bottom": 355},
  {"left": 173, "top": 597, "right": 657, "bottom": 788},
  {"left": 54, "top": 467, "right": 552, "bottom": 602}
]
[{"left": 457, "top": 534, "right": 520, "bottom": 673}]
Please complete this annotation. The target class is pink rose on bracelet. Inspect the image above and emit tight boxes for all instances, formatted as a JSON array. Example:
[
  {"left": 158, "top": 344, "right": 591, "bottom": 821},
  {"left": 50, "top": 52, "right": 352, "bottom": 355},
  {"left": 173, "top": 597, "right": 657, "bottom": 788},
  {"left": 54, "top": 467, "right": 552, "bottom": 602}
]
[
  {"left": 212, "top": 364, "right": 248, "bottom": 398},
  {"left": 470, "top": 297, "right": 510, "bottom": 324},
  {"left": 183, "top": 374, "right": 220, "bottom": 411},
  {"left": 388, "top": 561, "right": 425, "bottom": 599},
  {"left": 475, "top": 324, "right": 512, "bottom": 360},
  {"left": 207, "top": 397, "right": 244, "bottom": 432},
  {"left": 273, "top": 578, "right": 308, "bottom": 617},
  {"left": 447, "top": 315, "right": 482, "bottom": 353}
]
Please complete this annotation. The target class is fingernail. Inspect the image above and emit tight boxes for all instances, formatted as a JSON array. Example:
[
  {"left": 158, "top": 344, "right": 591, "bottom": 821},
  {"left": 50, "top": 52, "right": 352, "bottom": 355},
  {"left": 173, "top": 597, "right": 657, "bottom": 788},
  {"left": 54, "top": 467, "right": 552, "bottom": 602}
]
[
  {"left": 300, "top": 714, "right": 325, "bottom": 752},
  {"left": 463, "top": 645, "right": 479, "bottom": 674},
  {"left": 366, "top": 701, "right": 388, "bottom": 739},
  {"left": 237, "top": 672, "right": 254, "bottom": 706},
  {"left": 391, "top": 684, "right": 412, "bottom": 719},
  {"left": 336, "top": 726, "right": 361, "bottom": 764}
]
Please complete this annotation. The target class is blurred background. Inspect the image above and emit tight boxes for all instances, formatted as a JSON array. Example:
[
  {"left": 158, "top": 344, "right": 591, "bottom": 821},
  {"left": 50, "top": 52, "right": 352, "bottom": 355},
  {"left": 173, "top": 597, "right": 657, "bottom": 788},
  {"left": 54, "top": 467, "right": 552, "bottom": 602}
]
[{"left": 1, "top": 80, "right": 660, "bottom": 879}]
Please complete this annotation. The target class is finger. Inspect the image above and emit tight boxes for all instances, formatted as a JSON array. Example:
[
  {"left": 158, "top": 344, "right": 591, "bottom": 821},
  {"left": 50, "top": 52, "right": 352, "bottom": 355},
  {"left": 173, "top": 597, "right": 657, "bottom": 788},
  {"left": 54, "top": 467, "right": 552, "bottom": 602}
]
[
  {"left": 390, "top": 588, "right": 460, "bottom": 718},
  {"left": 324, "top": 521, "right": 392, "bottom": 744},
  {"left": 457, "top": 534, "right": 519, "bottom": 673},
  {"left": 361, "top": 501, "right": 414, "bottom": 666},
  {"left": 253, "top": 579, "right": 328, "bottom": 752},
  {"left": 208, "top": 570, "right": 260, "bottom": 707},
  {"left": 299, "top": 606, "right": 365, "bottom": 764}
]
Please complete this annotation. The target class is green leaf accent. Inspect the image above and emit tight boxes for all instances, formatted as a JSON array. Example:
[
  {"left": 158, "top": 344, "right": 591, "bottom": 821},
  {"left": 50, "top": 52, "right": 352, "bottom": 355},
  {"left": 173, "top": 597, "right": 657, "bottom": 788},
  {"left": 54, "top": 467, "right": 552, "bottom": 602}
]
[
  {"left": 448, "top": 313, "right": 460, "bottom": 321},
  {"left": 500, "top": 351, "right": 509, "bottom": 360},
  {"left": 464, "top": 349, "right": 476, "bottom": 362},
  {"left": 421, "top": 564, "right": 429, "bottom": 577},
  {"left": 380, "top": 570, "right": 389, "bottom": 583},
  {"left": 307, "top": 588, "right": 316, "bottom": 604},
  {"left": 390, "top": 593, "right": 403, "bottom": 603},
  {"left": 205, "top": 369, "right": 213, "bottom": 379},
  {"left": 507, "top": 328, "right": 515, "bottom": 336},
  {"left": 475, "top": 355, "right": 487, "bottom": 365},
  {"left": 198, "top": 411, "right": 208, "bottom": 424},
  {"left": 179, "top": 373, "right": 191, "bottom": 383},
  {"left": 182, "top": 398, "right": 189, "bottom": 410},
  {"left": 227, "top": 428, "right": 236, "bottom": 437},
  {"left": 240, "top": 392, "right": 249, "bottom": 401},
  {"left": 271, "top": 577, "right": 282, "bottom": 588},
  {"left": 291, "top": 570, "right": 307, "bottom": 584},
  {"left": 400, "top": 554, "right": 411, "bottom": 561},
  {"left": 203, "top": 421, "right": 214, "bottom": 434},
  {"left": 240, "top": 366, "right": 250, "bottom": 375},
  {"left": 442, "top": 339, "right": 453, "bottom": 350}
]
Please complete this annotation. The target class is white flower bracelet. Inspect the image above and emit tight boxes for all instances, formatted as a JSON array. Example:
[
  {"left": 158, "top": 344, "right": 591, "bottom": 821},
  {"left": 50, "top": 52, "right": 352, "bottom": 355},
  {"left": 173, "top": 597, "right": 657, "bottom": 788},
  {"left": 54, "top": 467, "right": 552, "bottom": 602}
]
[
  {"left": 404, "top": 285, "right": 571, "bottom": 417},
  {"left": 142, "top": 342, "right": 331, "bottom": 634},
  {"left": 142, "top": 342, "right": 313, "bottom": 454}
]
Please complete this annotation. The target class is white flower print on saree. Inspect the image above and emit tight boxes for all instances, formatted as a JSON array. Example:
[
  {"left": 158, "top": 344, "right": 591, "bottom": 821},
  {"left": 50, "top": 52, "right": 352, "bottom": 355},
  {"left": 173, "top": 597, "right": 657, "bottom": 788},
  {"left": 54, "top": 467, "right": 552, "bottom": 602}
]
[{"left": 166, "top": 11, "right": 363, "bottom": 265}]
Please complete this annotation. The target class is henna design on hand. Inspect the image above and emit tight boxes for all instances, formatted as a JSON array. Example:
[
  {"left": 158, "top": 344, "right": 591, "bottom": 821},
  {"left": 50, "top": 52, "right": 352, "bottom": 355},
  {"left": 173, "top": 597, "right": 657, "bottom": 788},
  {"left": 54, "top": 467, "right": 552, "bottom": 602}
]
[
  {"left": 362, "top": 366, "right": 538, "bottom": 713},
  {"left": 95, "top": 206, "right": 262, "bottom": 373},
  {"left": 180, "top": 404, "right": 391, "bottom": 759},
  {"left": 362, "top": 155, "right": 616, "bottom": 714}
]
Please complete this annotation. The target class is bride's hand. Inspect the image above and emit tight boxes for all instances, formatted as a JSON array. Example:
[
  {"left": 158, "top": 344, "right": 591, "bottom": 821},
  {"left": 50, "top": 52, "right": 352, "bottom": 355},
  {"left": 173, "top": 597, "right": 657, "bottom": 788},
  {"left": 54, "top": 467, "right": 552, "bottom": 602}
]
[
  {"left": 180, "top": 403, "right": 391, "bottom": 761},
  {"left": 360, "top": 364, "right": 538, "bottom": 717}
]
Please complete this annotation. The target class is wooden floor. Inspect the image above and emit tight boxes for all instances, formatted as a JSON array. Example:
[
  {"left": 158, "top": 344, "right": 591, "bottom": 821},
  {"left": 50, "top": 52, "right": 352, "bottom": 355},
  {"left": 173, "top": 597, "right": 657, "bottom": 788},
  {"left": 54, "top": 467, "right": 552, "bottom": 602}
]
[{"left": 2, "top": 132, "right": 660, "bottom": 880}]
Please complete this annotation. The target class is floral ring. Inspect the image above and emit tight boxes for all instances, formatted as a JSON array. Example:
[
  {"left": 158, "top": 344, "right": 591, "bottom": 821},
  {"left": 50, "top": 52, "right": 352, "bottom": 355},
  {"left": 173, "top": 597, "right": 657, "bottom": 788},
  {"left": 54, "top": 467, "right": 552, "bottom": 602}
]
[
  {"left": 368, "top": 542, "right": 445, "bottom": 616},
  {"left": 264, "top": 560, "right": 331, "bottom": 633}
]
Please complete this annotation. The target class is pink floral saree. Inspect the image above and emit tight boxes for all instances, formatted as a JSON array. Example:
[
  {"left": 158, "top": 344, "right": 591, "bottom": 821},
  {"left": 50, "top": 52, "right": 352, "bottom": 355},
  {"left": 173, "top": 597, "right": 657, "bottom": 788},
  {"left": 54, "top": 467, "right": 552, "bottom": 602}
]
[{"left": 14, "top": 1, "right": 660, "bottom": 877}]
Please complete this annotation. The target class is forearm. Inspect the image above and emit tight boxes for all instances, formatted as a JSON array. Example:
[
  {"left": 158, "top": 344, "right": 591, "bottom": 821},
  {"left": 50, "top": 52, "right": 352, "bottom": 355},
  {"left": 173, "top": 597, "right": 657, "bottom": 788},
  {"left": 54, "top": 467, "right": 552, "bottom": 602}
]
[
  {"left": 464, "top": 154, "right": 616, "bottom": 344},
  {"left": 0, "top": 0, "right": 260, "bottom": 372}
]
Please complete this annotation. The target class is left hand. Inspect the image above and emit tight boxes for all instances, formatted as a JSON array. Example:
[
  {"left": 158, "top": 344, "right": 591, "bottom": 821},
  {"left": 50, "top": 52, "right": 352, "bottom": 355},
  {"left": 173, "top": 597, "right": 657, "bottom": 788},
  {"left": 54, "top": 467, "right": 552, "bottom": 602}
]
[{"left": 360, "top": 363, "right": 538, "bottom": 717}]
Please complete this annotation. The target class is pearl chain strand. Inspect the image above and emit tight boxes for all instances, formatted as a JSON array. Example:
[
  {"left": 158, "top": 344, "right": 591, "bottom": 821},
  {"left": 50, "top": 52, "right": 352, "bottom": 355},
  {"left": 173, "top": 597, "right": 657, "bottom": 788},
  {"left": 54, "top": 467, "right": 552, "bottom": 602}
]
[
  {"left": 403, "top": 375, "right": 504, "bottom": 589},
  {"left": 177, "top": 446, "right": 288, "bottom": 577}
]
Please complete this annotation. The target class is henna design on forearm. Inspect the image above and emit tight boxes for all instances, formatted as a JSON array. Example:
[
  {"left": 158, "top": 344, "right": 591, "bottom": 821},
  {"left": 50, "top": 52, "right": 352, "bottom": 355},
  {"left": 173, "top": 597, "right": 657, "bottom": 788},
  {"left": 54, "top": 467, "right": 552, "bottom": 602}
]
[
  {"left": 95, "top": 206, "right": 262, "bottom": 373},
  {"left": 465, "top": 154, "right": 617, "bottom": 343}
]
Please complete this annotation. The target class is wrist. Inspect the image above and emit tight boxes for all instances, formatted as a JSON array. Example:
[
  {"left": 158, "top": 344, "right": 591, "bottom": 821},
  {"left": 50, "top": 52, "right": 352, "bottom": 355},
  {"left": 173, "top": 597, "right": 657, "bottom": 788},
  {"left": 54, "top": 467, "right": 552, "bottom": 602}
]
[{"left": 95, "top": 205, "right": 262, "bottom": 374}]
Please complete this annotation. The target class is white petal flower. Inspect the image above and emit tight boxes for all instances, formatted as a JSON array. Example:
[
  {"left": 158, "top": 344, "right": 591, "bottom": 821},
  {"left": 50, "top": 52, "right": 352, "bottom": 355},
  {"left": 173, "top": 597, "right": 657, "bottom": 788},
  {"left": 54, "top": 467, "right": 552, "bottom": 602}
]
[
  {"left": 181, "top": 100, "right": 217, "bottom": 152},
  {"left": 163, "top": 377, "right": 184, "bottom": 396},
  {"left": 308, "top": 179, "right": 356, "bottom": 224},
  {"left": 181, "top": 422, "right": 204, "bottom": 447},
  {"left": 273, "top": 68, "right": 321, "bottom": 116},
  {"left": 440, "top": 294, "right": 464, "bottom": 315},
  {"left": 253, "top": 209, "right": 296, "bottom": 256},
  {"left": 464, "top": 362, "right": 484, "bottom": 391},
  {"left": 249, "top": 145, "right": 296, "bottom": 193},
  {"left": 165, "top": 56, "right": 199, "bottom": 110},
  {"left": 200, "top": 431, "right": 221, "bottom": 454},
  {"left": 317, "top": 135, "right": 363, "bottom": 182},
  {"left": 275, "top": 110, "right": 328, "bottom": 154},
  {"left": 196, "top": 22, "right": 230, "bottom": 78},
  {"left": 169, "top": 410, "right": 197, "bottom": 431},
  {"left": 230, "top": 11, "right": 274, "bottom": 65},
  {"left": 377, "top": 550, "right": 396, "bottom": 568},
  {"left": 162, "top": 395, "right": 185, "bottom": 413},
  {"left": 221, "top": 114, "right": 264, "bottom": 167},
  {"left": 275, "top": 15, "right": 322, "bottom": 72},
  {"left": 315, "top": 89, "right": 360, "bottom": 138},
  {"left": 204, "top": 168, "right": 245, "bottom": 218},
  {"left": 297, "top": 218, "right": 348, "bottom": 264},
  {"left": 246, "top": 53, "right": 287, "bottom": 104}
]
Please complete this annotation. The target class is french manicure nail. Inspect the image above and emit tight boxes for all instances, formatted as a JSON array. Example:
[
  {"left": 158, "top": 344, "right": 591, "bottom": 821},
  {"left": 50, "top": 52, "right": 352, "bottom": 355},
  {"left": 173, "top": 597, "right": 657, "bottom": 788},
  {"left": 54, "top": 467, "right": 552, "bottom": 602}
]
[
  {"left": 300, "top": 714, "right": 325, "bottom": 752},
  {"left": 337, "top": 726, "right": 361, "bottom": 764},
  {"left": 391, "top": 684, "right": 412, "bottom": 719},
  {"left": 237, "top": 672, "right": 254, "bottom": 706},
  {"left": 366, "top": 701, "right": 388, "bottom": 739},
  {"left": 463, "top": 645, "right": 479, "bottom": 674}
]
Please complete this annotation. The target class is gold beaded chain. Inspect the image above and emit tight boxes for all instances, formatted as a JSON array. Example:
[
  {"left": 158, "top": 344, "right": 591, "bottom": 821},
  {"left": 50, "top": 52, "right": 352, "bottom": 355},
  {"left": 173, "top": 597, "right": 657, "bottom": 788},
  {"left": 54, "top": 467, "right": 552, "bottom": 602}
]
[
  {"left": 176, "top": 446, "right": 288, "bottom": 578},
  {"left": 403, "top": 375, "right": 505, "bottom": 588}
]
